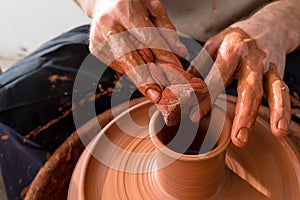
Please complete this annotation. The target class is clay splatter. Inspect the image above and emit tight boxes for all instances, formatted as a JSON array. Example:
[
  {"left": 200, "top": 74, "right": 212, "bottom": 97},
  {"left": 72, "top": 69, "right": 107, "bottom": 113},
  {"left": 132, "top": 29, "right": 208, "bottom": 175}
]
[
  {"left": 48, "top": 74, "right": 70, "bottom": 83},
  {"left": 1, "top": 135, "right": 9, "bottom": 140}
]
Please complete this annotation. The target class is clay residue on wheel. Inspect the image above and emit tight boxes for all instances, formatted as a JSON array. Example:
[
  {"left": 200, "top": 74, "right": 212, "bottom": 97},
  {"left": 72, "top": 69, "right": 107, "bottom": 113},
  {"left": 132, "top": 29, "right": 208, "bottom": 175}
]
[{"left": 68, "top": 100, "right": 300, "bottom": 200}]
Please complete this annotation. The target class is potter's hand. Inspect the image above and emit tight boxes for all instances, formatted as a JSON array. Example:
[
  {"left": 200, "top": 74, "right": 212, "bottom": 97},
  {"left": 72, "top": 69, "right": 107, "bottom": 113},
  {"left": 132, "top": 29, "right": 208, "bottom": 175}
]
[
  {"left": 188, "top": 1, "right": 300, "bottom": 148},
  {"left": 76, "top": 0, "right": 187, "bottom": 103}
]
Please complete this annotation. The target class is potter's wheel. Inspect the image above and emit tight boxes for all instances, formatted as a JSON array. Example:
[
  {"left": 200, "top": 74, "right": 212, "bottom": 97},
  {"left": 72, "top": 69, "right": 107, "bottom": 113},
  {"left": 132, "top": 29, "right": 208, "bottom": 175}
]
[{"left": 69, "top": 97, "right": 300, "bottom": 200}]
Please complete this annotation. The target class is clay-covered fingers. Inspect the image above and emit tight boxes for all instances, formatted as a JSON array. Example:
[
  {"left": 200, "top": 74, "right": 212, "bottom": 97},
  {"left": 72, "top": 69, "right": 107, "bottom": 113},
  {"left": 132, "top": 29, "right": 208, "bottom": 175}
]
[
  {"left": 89, "top": 15, "right": 126, "bottom": 74},
  {"left": 97, "top": 18, "right": 162, "bottom": 103},
  {"left": 146, "top": 0, "right": 187, "bottom": 57},
  {"left": 115, "top": 0, "right": 183, "bottom": 67},
  {"left": 189, "top": 28, "right": 272, "bottom": 148},
  {"left": 189, "top": 33, "right": 245, "bottom": 122},
  {"left": 87, "top": 0, "right": 185, "bottom": 103},
  {"left": 264, "top": 63, "right": 291, "bottom": 137},
  {"left": 188, "top": 36, "right": 222, "bottom": 78},
  {"left": 90, "top": 37, "right": 124, "bottom": 74},
  {"left": 128, "top": 35, "right": 153, "bottom": 64},
  {"left": 232, "top": 69, "right": 263, "bottom": 147},
  {"left": 231, "top": 45, "right": 265, "bottom": 148}
]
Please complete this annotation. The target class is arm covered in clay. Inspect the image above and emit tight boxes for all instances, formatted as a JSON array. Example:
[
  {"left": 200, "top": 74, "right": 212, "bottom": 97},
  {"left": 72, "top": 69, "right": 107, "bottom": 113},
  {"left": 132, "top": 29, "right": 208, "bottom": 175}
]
[
  {"left": 74, "top": 0, "right": 189, "bottom": 103},
  {"left": 189, "top": 0, "right": 300, "bottom": 147}
]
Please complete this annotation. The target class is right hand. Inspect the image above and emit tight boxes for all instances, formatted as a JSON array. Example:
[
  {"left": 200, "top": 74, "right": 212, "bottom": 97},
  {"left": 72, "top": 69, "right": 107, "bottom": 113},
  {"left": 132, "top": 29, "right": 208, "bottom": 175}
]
[{"left": 77, "top": 0, "right": 188, "bottom": 103}]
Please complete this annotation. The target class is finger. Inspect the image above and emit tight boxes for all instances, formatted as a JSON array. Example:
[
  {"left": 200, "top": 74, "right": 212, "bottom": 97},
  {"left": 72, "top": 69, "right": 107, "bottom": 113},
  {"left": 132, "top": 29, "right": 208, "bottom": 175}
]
[
  {"left": 187, "top": 33, "right": 226, "bottom": 78},
  {"left": 90, "top": 39, "right": 125, "bottom": 74},
  {"left": 148, "top": 63, "right": 169, "bottom": 90},
  {"left": 188, "top": 28, "right": 239, "bottom": 78},
  {"left": 189, "top": 52, "right": 239, "bottom": 122},
  {"left": 189, "top": 38, "right": 243, "bottom": 122},
  {"left": 89, "top": 26, "right": 112, "bottom": 64},
  {"left": 100, "top": 20, "right": 162, "bottom": 103},
  {"left": 189, "top": 96, "right": 212, "bottom": 122},
  {"left": 89, "top": 22, "right": 125, "bottom": 73},
  {"left": 191, "top": 36, "right": 244, "bottom": 120},
  {"left": 146, "top": 0, "right": 187, "bottom": 57},
  {"left": 117, "top": 2, "right": 182, "bottom": 68},
  {"left": 231, "top": 59, "right": 264, "bottom": 148},
  {"left": 128, "top": 34, "right": 153, "bottom": 63},
  {"left": 128, "top": 27, "right": 182, "bottom": 68},
  {"left": 264, "top": 63, "right": 291, "bottom": 137},
  {"left": 91, "top": 24, "right": 154, "bottom": 73}
]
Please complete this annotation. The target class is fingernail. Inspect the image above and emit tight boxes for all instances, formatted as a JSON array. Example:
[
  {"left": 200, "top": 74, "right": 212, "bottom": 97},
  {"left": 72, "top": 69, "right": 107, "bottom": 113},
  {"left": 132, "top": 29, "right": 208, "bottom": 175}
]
[
  {"left": 236, "top": 128, "right": 249, "bottom": 144},
  {"left": 277, "top": 118, "right": 288, "bottom": 131},
  {"left": 190, "top": 107, "right": 200, "bottom": 122},
  {"left": 146, "top": 89, "right": 161, "bottom": 103}
]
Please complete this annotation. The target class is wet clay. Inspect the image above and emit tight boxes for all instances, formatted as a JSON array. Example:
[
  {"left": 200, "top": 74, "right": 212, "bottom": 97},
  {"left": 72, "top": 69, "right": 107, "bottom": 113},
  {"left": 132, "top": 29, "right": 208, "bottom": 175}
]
[
  {"left": 151, "top": 63, "right": 208, "bottom": 126},
  {"left": 68, "top": 98, "right": 300, "bottom": 200},
  {"left": 149, "top": 107, "right": 231, "bottom": 199},
  {"left": 231, "top": 1, "right": 300, "bottom": 75},
  {"left": 189, "top": 26, "right": 293, "bottom": 148},
  {"left": 24, "top": 98, "right": 147, "bottom": 200}
]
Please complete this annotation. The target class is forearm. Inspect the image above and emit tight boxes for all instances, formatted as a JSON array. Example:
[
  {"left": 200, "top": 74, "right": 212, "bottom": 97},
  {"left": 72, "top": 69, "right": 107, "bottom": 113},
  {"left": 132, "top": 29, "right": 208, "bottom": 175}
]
[
  {"left": 280, "top": 0, "right": 300, "bottom": 52},
  {"left": 262, "top": 0, "right": 300, "bottom": 53},
  {"left": 232, "top": 0, "right": 300, "bottom": 54}
]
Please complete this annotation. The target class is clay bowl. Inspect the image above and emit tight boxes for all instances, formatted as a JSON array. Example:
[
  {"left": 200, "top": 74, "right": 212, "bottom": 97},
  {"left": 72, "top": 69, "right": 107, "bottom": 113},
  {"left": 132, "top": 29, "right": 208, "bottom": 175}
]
[
  {"left": 68, "top": 97, "right": 300, "bottom": 200},
  {"left": 149, "top": 106, "right": 231, "bottom": 199}
]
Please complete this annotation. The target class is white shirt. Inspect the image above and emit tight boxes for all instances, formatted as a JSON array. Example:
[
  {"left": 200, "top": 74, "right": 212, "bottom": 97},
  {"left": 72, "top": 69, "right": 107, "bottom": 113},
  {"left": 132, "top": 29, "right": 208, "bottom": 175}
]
[{"left": 162, "top": 0, "right": 271, "bottom": 41}]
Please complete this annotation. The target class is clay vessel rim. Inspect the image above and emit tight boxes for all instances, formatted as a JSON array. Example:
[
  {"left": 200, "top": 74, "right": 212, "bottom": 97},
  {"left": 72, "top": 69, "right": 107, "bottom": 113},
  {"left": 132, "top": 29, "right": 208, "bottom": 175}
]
[
  {"left": 87, "top": 100, "right": 152, "bottom": 152},
  {"left": 149, "top": 106, "right": 231, "bottom": 161}
]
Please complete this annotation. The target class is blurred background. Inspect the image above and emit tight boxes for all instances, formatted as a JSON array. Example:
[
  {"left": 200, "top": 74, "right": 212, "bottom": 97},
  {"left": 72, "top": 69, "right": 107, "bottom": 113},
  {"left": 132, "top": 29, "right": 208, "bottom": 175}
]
[
  {"left": 0, "top": 0, "right": 90, "bottom": 72},
  {"left": 0, "top": 1, "right": 90, "bottom": 198}
]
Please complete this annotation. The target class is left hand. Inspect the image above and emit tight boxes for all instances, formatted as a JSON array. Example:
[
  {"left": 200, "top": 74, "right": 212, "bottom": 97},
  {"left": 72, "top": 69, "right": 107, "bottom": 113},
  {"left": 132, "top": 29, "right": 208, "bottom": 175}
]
[
  {"left": 76, "top": 0, "right": 187, "bottom": 103},
  {"left": 188, "top": 1, "right": 300, "bottom": 148}
]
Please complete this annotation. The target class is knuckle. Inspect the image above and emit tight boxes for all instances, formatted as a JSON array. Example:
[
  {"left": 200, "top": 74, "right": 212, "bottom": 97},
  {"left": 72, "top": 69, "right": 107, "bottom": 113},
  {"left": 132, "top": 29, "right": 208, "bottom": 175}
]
[
  {"left": 105, "top": 30, "right": 115, "bottom": 39},
  {"left": 149, "top": 1, "right": 168, "bottom": 19},
  {"left": 235, "top": 40, "right": 249, "bottom": 57},
  {"left": 115, "top": 0, "right": 122, "bottom": 7},
  {"left": 150, "top": 0, "right": 164, "bottom": 10},
  {"left": 204, "top": 39, "right": 215, "bottom": 51},
  {"left": 115, "top": 0, "right": 126, "bottom": 11},
  {"left": 96, "top": 13, "right": 113, "bottom": 25}
]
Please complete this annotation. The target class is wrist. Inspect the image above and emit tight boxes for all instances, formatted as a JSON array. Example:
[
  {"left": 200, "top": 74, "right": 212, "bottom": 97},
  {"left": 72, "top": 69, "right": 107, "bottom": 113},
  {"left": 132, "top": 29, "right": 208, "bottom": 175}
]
[
  {"left": 231, "top": 1, "right": 300, "bottom": 54},
  {"left": 267, "top": 1, "right": 300, "bottom": 53},
  {"left": 281, "top": 1, "right": 300, "bottom": 53}
]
